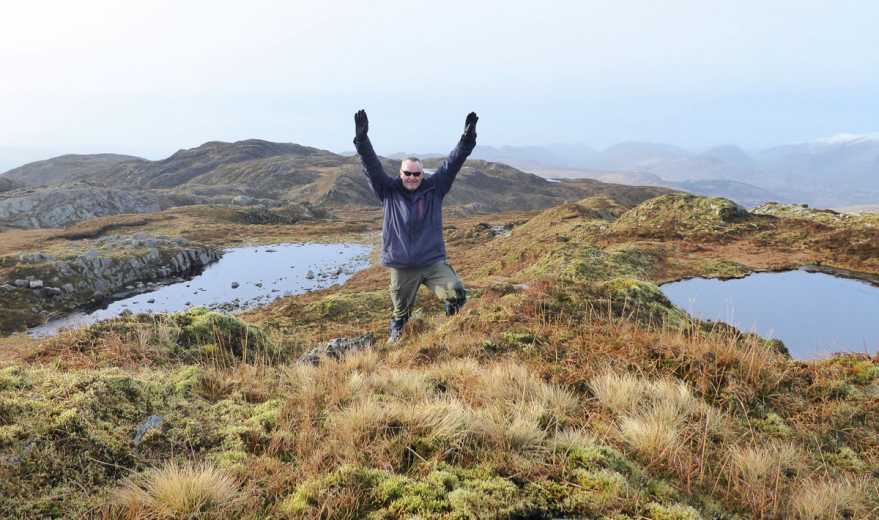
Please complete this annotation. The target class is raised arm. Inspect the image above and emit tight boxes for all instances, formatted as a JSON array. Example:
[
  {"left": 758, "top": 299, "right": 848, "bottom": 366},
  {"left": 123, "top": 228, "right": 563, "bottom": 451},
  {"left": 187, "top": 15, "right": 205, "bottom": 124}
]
[
  {"left": 353, "top": 109, "right": 395, "bottom": 201},
  {"left": 433, "top": 112, "right": 478, "bottom": 197}
]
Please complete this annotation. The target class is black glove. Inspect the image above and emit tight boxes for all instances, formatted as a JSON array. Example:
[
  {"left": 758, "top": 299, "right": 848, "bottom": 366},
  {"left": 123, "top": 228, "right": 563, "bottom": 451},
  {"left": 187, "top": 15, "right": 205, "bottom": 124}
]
[
  {"left": 462, "top": 112, "right": 478, "bottom": 143},
  {"left": 354, "top": 109, "right": 369, "bottom": 141}
]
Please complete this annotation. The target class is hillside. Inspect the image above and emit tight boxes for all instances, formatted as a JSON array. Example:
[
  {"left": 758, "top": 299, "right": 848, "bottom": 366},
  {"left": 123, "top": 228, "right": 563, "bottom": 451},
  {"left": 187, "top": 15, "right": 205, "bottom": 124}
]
[
  {"left": 0, "top": 176, "right": 23, "bottom": 193},
  {"left": 472, "top": 137, "right": 879, "bottom": 207},
  {"left": 0, "top": 140, "right": 671, "bottom": 228},
  {"left": 2, "top": 153, "right": 145, "bottom": 186},
  {"left": 2, "top": 194, "right": 879, "bottom": 518}
]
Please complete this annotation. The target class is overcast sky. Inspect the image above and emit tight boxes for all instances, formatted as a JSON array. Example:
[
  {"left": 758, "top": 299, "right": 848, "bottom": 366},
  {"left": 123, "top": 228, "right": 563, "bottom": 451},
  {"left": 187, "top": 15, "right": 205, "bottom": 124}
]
[{"left": 2, "top": 0, "right": 878, "bottom": 160}]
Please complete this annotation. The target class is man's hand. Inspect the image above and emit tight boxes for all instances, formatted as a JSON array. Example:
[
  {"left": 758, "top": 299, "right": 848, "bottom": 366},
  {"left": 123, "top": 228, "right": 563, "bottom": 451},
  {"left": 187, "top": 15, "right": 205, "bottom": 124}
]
[
  {"left": 355, "top": 109, "right": 369, "bottom": 140},
  {"left": 462, "top": 112, "right": 478, "bottom": 143}
]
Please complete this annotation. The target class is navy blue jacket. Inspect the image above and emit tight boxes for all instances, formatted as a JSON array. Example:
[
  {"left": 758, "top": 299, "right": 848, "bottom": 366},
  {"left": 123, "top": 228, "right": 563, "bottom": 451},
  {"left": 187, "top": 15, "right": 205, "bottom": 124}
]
[{"left": 354, "top": 135, "right": 475, "bottom": 268}]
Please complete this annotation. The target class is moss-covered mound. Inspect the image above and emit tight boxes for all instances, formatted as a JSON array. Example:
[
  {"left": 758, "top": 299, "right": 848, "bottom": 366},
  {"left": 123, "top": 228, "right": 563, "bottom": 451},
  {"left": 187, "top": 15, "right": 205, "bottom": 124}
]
[
  {"left": 0, "top": 365, "right": 273, "bottom": 518},
  {"left": 612, "top": 194, "right": 750, "bottom": 240},
  {"left": 34, "top": 308, "right": 284, "bottom": 367}
]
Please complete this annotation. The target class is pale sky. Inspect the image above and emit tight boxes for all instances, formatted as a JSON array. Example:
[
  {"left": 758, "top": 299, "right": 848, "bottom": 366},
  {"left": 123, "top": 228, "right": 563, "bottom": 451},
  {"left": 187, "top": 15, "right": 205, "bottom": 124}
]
[{"left": 2, "top": 0, "right": 878, "bottom": 160}]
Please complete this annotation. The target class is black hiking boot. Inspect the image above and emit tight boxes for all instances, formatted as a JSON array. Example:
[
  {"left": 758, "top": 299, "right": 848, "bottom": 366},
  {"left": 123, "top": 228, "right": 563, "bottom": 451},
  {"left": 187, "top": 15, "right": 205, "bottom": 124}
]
[
  {"left": 444, "top": 297, "right": 466, "bottom": 317},
  {"left": 387, "top": 315, "right": 409, "bottom": 344}
]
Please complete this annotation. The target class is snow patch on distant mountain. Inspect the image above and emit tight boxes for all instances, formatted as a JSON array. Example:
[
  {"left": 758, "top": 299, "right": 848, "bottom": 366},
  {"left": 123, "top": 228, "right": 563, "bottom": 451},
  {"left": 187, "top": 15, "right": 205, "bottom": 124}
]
[{"left": 814, "top": 133, "right": 879, "bottom": 146}]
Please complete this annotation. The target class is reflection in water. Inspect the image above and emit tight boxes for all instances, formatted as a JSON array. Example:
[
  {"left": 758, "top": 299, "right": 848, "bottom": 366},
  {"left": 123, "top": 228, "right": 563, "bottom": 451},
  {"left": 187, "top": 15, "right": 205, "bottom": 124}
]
[
  {"left": 30, "top": 243, "right": 371, "bottom": 337},
  {"left": 661, "top": 270, "right": 879, "bottom": 359}
]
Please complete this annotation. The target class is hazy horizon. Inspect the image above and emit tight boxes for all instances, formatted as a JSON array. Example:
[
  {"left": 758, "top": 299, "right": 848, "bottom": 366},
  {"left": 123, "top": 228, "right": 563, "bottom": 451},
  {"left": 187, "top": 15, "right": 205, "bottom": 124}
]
[{"left": 3, "top": 0, "right": 878, "bottom": 161}]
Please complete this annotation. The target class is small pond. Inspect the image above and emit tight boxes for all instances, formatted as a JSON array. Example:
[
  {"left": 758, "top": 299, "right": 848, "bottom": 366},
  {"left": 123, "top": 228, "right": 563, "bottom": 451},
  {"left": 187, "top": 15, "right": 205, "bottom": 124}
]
[
  {"left": 661, "top": 269, "right": 879, "bottom": 359},
  {"left": 30, "top": 242, "right": 372, "bottom": 337}
]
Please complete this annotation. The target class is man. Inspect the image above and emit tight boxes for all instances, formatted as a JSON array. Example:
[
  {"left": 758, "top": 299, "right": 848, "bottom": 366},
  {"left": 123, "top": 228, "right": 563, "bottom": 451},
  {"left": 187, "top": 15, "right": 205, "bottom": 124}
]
[{"left": 353, "top": 109, "right": 478, "bottom": 343}]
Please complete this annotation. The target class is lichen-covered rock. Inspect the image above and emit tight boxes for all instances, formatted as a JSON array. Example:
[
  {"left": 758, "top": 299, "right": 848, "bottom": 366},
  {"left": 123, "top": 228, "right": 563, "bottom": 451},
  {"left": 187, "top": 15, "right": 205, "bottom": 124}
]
[
  {"left": 0, "top": 235, "right": 221, "bottom": 334},
  {"left": 298, "top": 334, "right": 374, "bottom": 365}
]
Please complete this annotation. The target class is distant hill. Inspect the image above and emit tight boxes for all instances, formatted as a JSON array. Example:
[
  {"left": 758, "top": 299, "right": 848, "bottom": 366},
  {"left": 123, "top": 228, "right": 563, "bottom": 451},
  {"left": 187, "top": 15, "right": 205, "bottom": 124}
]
[
  {"left": 0, "top": 139, "right": 671, "bottom": 227},
  {"left": 512, "top": 166, "right": 781, "bottom": 208},
  {"left": 2, "top": 153, "right": 145, "bottom": 186},
  {"left": 467, "top": 137, "right": 879, "bottom": 207}
]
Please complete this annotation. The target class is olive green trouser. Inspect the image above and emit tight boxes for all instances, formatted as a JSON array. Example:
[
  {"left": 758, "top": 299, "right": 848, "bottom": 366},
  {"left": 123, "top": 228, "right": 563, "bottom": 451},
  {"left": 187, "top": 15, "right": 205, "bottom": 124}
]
[{"left": 389, "top": 261, "right": 466, "bottom": 319}]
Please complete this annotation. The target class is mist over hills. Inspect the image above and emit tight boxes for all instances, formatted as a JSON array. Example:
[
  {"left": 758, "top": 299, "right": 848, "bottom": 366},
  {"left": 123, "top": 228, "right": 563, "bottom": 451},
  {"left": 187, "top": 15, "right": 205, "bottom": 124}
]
[{"left": 471, "top": 135, "right": 879, "bottom": 208}]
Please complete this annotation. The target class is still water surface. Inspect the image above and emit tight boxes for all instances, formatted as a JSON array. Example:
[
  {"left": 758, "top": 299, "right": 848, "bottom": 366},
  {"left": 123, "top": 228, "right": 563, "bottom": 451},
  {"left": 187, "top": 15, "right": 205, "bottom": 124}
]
[
  {"left": 661, "top": 270, "right": 879, "bottom": 359},
  {"left": 30, "top": 243, "right": 371, "bottom": 337}
]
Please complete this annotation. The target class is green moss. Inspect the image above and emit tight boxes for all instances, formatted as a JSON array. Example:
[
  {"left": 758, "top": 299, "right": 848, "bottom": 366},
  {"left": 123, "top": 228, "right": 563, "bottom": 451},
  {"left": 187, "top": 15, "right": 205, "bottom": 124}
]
[
  {"left": 572, "top": 469, "right": 627, "bottom": 504},
  {"left": 695, "top": 260, "right": 750, "bottom": 279},
  {"left": 281, "top": 463, "right": 623, "bottom": 519},
  {"left": 171, "top": 366, "right": 202, "bottom": 396},
  {"left": 303, "top": 291, "right": 388, "bottom": 321},
  {"left": 850, "top": 360, "right": 879, "bottom": 385},
  {"left": 645, "top": 502, "right": 703, "bottom": 520},
  {"left": 0, "top": 424, "right": 23, "bottom": 445},
  {"left": 248, "top": 399, "right": 283, "bottom": 430},
  {"left": 502, "top": 331, "right": 537, "bottom": 348},
  {"left": 600, "top": 277, "right": 690, "bottom": 328},
  {"left": 752, "top": 412, "right": 793, "bottom": 438},
  {"left": 567, "top": 442, "right": 637, "bottom": 477},
  {"left": 175, "top": 307, "right": 278, "bottom": 362},
  {"left": 826, "top": 446, "right": 867, "bottom": 471},
  {"left": 613, "top": 194, "right": 750, "bottom": 240},
  {"left": 0, "top": 366, "right": 31, "bottom": 391},
  {"left": 647, "top": 479, "right": 681, "bottom": 502}
]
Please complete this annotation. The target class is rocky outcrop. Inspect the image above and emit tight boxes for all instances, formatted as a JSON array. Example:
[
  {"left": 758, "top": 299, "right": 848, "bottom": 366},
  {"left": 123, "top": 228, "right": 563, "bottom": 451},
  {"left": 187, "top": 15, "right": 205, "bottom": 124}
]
[
  {"left": 0, "top": 234, "right": 221, "bottom": 333},
  {"left": 0, "top": 183, "right": 161, "bottom": 228},
  {"left": 298, "top": 334, "right": 375, "bottom": 365},
  {"left": 0, "top": 176, "right": 23, "bottom": 193}
]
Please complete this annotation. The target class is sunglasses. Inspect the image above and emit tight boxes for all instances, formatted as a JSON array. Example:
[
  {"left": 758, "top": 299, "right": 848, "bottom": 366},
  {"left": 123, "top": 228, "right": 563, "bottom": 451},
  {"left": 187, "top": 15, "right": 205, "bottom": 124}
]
[{"left": 401, "top": 170, "right": 422, "bottom": 177}]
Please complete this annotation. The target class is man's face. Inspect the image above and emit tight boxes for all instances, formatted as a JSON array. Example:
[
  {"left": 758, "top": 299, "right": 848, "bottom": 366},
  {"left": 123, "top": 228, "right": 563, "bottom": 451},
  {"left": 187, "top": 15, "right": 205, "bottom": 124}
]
[{"left": 399, "top": 159, "right": 424, "bottom": 191}]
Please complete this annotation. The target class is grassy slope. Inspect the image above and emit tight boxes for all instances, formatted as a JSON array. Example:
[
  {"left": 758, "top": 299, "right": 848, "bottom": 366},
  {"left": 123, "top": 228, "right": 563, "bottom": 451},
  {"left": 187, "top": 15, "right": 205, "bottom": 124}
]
[{"left": 1, "top": 194, "right": 879, "bottom": 518}]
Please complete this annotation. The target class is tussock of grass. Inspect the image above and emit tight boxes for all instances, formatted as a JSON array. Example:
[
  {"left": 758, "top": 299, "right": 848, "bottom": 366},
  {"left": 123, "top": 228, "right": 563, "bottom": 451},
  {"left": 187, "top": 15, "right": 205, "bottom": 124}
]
[
  {"left": 108, "top": 461, "right": 241, "bottom": 519},
  {"left": 789, "top": 477, "right": 874, "bottom": 520}
]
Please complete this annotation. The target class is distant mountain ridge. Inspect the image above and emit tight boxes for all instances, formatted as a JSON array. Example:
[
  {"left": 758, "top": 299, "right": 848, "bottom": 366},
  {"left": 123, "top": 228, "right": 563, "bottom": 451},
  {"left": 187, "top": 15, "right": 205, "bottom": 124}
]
[
  {"left": 0, "top": 139, "right": 670, "bottom": 228},
  {"left": 470, "top": 135, "right": 879, "bottom": 207}
]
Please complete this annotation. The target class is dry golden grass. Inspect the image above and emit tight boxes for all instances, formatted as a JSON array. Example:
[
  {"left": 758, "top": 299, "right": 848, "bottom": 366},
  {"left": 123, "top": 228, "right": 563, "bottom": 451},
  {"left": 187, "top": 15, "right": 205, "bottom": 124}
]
[
  {"left": 789, "top": 477, "right": 875, "bottom": 520},
  {"left": 107, "top": 461, "right": 241, "bottom": 519},
  {"left": 618, "top": 403, "right": 683, "bottom": 460}
]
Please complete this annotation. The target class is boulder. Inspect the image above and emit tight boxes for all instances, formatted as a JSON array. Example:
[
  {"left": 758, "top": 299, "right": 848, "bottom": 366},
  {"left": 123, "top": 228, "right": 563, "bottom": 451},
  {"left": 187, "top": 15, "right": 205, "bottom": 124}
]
[{"left": 298, "top": 334, "right": 374, "bottom": 366}]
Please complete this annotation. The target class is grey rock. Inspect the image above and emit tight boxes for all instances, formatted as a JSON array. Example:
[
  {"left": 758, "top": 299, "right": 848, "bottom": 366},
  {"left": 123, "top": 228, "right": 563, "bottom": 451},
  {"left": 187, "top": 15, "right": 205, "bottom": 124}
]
[
  {"left": 28, "top": 280, "right": 43, "bottom": 289},
  {"left": 41, "top": 287, "right": 62, "bottom": 297},
  {"left": 17, "top": 252, "right": 53, "bottom": 263},
  {"left": 61, "top": 283, "right": 75, "bottom": 293},
  {"left": 133, "top": 415, "right": 163, "bottom": 446},
  {"left": 0, "top": 183, "right": 162, "bottom": 228},
  {"left": 13, "top": 279, "right": 29, "bottom": 288},
  {"left": 297, "top": 334, "right": 375, "bottom": 366},
  {"left": 231, "top": 282, "right": 239, "bottom": 289}
]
